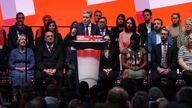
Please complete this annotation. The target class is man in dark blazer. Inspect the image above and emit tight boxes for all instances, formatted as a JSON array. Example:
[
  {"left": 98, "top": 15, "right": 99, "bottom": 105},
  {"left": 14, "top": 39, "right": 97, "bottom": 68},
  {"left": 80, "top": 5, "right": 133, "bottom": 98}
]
[
  {"left": 98, "top": 17, "right": 113, "bottom": 37},
  {"left": 35, "top": 31, "right": 64, "bottom": 89},
  {"left": 71, "top": 10, "right": 100, "bottom": 36},
  {"left": 98, "top": 16, "right": 120, "bottom": 72},
  {"left": 151, "top": 27, "right": 178, "bottom": 86},
  {"left": 0, "top": 28, "right": 7, "bottom": 72},
  {"left": 138, "top": 9, "right": 154, "bottom": 46},
  {"left": 8, "top": 12, "right": 34, "bottom": 52}
]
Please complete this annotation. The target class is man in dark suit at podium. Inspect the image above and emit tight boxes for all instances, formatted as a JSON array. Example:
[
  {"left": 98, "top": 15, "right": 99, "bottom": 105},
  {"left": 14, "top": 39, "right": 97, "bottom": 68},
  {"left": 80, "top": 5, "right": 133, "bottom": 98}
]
[
  {"left": 8, "top": 12, "right": 34, "bottom": 51},
  {"left": 71, "top": 10, "right": 100, "bottom": 36}
]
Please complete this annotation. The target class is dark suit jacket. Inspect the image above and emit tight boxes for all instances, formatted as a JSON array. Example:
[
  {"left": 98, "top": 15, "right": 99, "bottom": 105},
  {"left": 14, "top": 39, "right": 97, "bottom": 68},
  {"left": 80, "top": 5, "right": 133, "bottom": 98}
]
[
  {"left": 75, "top": 22, "right": 100, "bottom": 35},
  {"left": 151, "top": 43, "right": 177, "bottom": 70},
  {"left": 101, "top": 29, "right": 116, "bottom": 50},
  {"left": 0, "top": 29, "right": 7, "bottom": 69},
  {"left": 99, "top": 50, "right": 118, "bottom": 71},
  {"left": 104, "top": 29, "right": 114, "bottom": 38},
  {"left": 8, "top": 24, "right": 34, "bottom": 51},
  {"left": 35, "top": 43, "right": 64, "bottom": 71},
  {"left": 138, "top": 22, "right": 154, "bottom": 45}
]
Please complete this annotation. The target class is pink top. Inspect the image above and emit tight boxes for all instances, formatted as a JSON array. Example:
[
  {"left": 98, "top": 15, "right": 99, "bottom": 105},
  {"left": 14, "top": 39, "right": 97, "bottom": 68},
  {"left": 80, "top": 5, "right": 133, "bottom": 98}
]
[{"left": 119, "top": 31, "right": 132, "bottom": 53}]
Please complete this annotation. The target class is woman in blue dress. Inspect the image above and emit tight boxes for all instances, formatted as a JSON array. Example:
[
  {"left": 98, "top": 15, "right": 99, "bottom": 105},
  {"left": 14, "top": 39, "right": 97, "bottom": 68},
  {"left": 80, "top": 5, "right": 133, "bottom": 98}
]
[{"left": 9, "top": 34, "right": 35, "bottom": 87}]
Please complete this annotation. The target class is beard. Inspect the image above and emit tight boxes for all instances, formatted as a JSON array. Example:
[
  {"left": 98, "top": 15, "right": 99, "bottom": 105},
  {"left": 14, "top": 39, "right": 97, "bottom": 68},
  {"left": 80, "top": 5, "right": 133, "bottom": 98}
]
[{"left": 154, "top": 28, "right": 161, "bottom": 33}]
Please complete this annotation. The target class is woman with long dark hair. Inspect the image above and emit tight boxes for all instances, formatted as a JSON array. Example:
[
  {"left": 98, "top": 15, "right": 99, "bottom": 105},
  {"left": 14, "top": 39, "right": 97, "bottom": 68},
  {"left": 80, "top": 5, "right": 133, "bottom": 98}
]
[
  {"left": 119, "top": 17, "right": 137, "bottom": 53},
  {"left": 36, "top": 20, "right": 63, "bottom": 47},
  {"left": 111, "top": 14, "right": 126, "bottom": 55}
]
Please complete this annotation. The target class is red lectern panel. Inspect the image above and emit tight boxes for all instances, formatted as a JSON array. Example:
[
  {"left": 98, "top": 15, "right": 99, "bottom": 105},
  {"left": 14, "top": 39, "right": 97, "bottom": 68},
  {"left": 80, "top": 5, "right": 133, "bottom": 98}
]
[{"left": 72, "top": 35, "right": 106, "bottom": 88}]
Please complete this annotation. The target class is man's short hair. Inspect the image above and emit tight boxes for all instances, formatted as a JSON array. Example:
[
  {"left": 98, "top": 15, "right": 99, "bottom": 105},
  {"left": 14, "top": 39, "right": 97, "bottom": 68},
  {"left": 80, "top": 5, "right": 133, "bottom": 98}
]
[
  {"left": 154, "top": 18, "right": 163, "bottom": 25},
  {"left": 98, "top": 17, "right": 107, "bottom": 22},
  {"left": 94, "top": 10, "right": 102, "bottom": 15},
  {"left": 161, "top": 27, "right": 170, "bottom": 35},
  {"left": 176, "top": 86, "right": 192, "bottom": 106},
  {"left": 16, "top": 12, "right": 24, "bottom": 18},
  {"left": 186, "top": 18, "right": 192, "bottom": 23},
  {"left": 83, "top": 10, "right": 92, "bottom": 18},
  {"left": 143, "top": 9, "right": 152, "bottom": 16}
]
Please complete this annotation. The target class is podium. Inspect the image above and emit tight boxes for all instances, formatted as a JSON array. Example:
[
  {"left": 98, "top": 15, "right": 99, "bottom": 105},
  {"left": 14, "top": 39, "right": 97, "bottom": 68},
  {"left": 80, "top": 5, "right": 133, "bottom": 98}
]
[{"left": 72, "top": 35, "right": 107, "bottom": 88}]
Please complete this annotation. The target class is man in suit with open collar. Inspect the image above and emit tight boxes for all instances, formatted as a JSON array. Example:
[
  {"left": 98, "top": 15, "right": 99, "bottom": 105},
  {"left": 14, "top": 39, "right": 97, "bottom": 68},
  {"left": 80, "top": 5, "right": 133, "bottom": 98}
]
[
  {"left": 151, "top": 27, "right": 178, "bottom": 86},
  {"left": 8, "top": 12, "right": 34, "bottom": 51},
  {"left": 138, "top": 9, "right": 154, "bottom": 46}
]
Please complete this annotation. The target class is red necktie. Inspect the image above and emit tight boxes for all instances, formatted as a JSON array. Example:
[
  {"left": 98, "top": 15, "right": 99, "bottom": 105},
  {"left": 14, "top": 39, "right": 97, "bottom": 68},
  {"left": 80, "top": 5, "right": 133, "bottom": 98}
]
[
  {"left": 162, "top": 44, "right": 167, "bottom": 68},
  {"left": 85, "top": 26, "right": 88, "bottom": 35},
  {"left": 48, "top": 46, "right": 52, "bottom": 54}
]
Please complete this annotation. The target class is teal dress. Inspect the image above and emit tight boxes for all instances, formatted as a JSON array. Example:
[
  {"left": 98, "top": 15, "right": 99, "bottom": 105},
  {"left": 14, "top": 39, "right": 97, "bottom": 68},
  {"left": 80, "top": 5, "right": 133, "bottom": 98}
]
[{"left": 122, "top": 47, "right": 146, "bottom": 79}]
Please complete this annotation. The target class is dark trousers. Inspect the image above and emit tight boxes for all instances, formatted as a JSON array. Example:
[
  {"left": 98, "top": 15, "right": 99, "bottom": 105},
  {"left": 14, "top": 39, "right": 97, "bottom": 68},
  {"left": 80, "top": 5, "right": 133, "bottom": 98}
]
[
  {"left": 183, "top": 70, "right": 192, "bottom": 86},
  {"left": 35, "top": 70, "right": 64, "bottom": 91},
  {"left": 152, "top": 69, "right": 178, "bottom": 101},
  {"left": 152, "top": 69, "right": 178, "bottom": 86}
]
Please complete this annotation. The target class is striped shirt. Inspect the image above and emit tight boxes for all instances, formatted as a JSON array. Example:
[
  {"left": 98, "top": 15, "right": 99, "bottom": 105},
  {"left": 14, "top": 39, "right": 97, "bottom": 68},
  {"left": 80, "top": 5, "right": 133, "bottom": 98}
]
[{"left": 178, "top": 46, "right": 192, "bottom": 67}]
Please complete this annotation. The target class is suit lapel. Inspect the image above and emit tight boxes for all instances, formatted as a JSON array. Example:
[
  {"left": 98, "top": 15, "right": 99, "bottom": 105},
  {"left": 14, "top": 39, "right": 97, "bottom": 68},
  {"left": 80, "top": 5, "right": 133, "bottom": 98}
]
[
  {"left": 166, "top": 44, "right": 171, "bottom": 63},
  {"left": 143, "top": 23, "right": 148, "bottom": 32},
  {"left": 151, "top": 23, "right": 154, "bottom": 31},
  {"left": 80, "top": 23, "right": 85, "bottom": 35},
  {"left": 91, "top": 23, "right": 94, "bottom": 35}
]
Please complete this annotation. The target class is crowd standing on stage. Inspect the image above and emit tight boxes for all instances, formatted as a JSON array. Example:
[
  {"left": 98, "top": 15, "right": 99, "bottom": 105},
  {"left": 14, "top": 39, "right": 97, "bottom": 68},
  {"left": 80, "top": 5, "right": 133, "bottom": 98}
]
[{"left": 0, "top": 9, "right": 192, "bottom": 108}]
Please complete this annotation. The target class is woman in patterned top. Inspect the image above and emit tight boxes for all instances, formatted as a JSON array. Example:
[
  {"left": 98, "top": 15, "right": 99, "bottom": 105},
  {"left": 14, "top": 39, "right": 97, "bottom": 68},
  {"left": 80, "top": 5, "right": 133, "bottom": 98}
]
[{"left": 121, "top": 33, "right": 147, "bottom": 81}]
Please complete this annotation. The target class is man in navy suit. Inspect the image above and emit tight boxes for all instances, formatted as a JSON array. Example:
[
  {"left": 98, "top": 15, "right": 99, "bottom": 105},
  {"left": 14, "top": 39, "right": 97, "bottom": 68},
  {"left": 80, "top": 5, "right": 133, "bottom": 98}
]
[
  {"left": 151, "top": 27, "right": 178, "bottom": 86},
  {"left": 71, "top": 10, "right": 100, "bottom": 36},
  {"left": 94, "top": 10, "right": 102, "bottom": 25},
  {"left": 97, "top": 17, "right": 113, "bottom": 37}
]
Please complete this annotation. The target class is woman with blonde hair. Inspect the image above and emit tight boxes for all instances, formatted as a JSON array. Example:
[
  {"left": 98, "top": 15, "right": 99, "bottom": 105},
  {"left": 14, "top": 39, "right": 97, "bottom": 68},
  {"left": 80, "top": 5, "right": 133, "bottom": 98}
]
[
  {"left": 9, "top": 34, "right": 35, "bottom": 87},
  {"left": 178, "top": 32, "right": 192, "bottom": 86}
]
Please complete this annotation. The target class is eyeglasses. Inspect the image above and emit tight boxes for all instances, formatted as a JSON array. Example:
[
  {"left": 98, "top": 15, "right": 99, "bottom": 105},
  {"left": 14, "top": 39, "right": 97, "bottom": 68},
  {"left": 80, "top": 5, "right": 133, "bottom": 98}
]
[{"left": 160, "top": 33, "right": 168, "bottom": 36}]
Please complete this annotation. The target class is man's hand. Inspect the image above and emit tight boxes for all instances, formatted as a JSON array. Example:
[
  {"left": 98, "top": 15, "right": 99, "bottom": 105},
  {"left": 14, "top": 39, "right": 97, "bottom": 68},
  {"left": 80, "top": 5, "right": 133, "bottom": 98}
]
[
  {"left": 163, "top": 68, "right": 171, "bottom": 74},
  {"left": 71, "top": 28, "right": 77, "bottom": 36},
  {"left": 157, "top": 67, "right": 165, "bottom": 74},
  {"left": 43, "top": 69, "right": 52, "bottom": 75},
  {"left": 16, "top": 67, "right": 26, "bottom": 72},
  {"left": 49, "top": 69, "right": 56, "bottom": 75}
]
